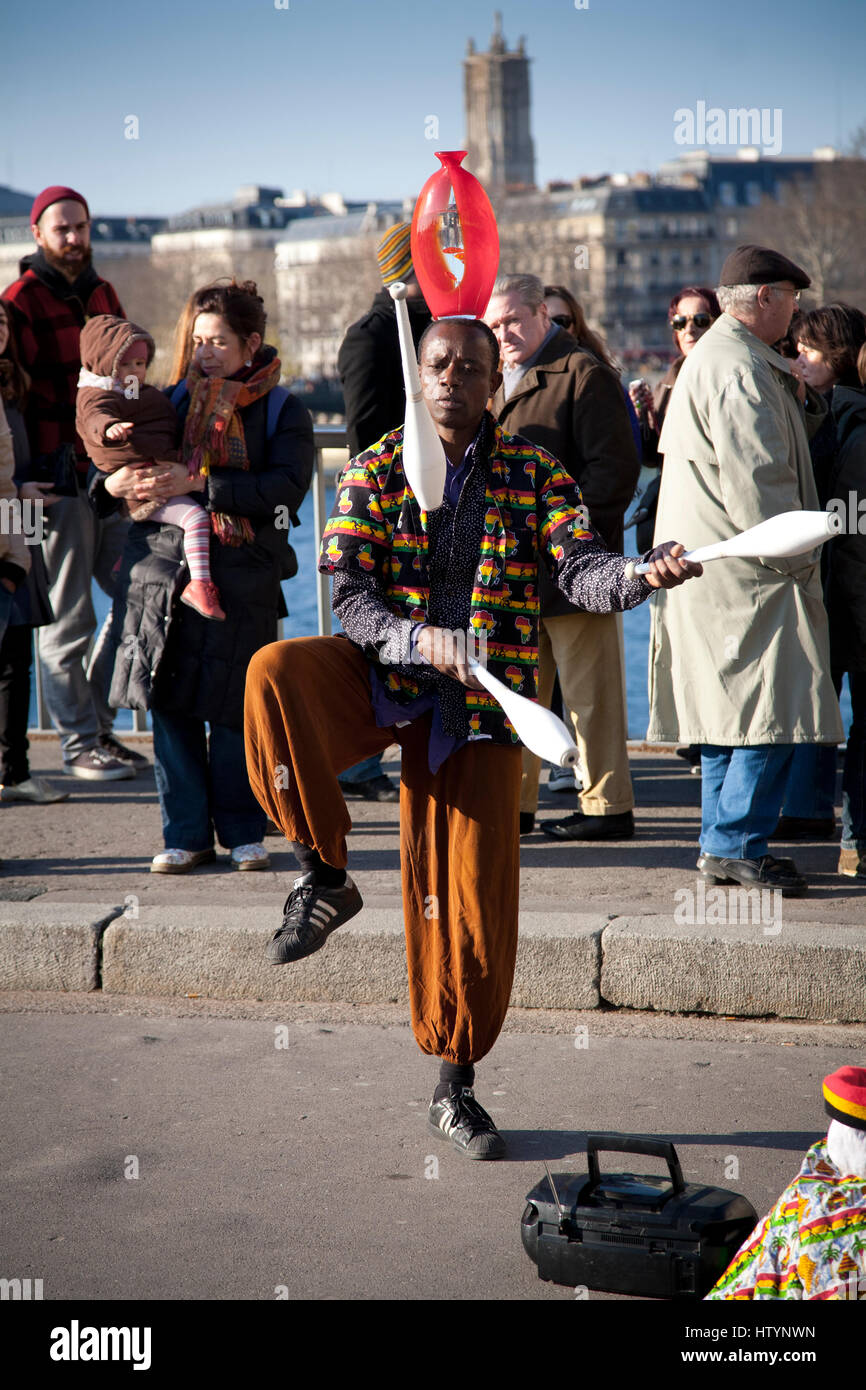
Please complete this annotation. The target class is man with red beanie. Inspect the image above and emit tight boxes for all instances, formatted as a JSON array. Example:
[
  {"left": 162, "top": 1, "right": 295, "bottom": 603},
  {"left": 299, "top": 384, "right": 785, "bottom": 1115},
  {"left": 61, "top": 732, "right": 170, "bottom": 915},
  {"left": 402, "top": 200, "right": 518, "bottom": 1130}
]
[{"left": 2, "top": 186, "right": 145, "bottom": 779}]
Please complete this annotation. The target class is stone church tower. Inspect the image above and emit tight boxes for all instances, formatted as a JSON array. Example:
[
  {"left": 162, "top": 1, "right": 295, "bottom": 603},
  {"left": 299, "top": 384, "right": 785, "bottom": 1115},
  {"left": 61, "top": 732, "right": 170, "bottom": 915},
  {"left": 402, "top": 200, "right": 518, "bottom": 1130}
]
[{"left": 464, "top": 13, "right": 536, "bottom": 193}]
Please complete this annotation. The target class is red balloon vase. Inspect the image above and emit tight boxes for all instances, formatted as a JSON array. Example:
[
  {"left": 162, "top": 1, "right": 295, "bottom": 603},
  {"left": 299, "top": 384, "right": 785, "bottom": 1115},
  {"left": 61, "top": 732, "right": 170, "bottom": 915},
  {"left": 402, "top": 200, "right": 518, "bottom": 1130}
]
[{"left": 410, "top": 151, "right": 500, "bottom": 319}]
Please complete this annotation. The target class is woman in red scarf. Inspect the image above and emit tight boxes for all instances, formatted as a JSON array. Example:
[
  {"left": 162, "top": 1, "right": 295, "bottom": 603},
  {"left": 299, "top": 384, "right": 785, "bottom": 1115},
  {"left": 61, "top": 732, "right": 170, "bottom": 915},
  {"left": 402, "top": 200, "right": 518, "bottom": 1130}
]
[{"left": 95, "top": 280, "right": 314, "bottom": 872}]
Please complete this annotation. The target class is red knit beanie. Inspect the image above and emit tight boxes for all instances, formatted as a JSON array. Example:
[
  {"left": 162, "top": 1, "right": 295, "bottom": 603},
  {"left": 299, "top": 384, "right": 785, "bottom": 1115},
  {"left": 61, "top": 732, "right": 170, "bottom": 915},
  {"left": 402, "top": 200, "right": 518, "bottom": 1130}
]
[
  {"left": 823, "top": 1065, "right": 866, "bottom": 1133},
  {"left": 31, "top": 186, "right": 90, "bottom": 227}
]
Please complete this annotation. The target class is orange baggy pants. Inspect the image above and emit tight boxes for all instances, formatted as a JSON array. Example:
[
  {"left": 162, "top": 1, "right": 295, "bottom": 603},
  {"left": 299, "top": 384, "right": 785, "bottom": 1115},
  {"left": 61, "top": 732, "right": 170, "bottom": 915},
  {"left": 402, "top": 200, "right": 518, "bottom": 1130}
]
[{"left": 244, "top": 636, "right": 522, "bottom": 1065}]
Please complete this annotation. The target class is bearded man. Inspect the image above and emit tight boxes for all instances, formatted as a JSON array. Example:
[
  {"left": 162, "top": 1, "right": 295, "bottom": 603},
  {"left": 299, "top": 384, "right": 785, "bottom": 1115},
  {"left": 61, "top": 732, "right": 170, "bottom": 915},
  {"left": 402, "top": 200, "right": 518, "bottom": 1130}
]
[{"left": 2, "top": 186, "right": 144, "bottom": 779}]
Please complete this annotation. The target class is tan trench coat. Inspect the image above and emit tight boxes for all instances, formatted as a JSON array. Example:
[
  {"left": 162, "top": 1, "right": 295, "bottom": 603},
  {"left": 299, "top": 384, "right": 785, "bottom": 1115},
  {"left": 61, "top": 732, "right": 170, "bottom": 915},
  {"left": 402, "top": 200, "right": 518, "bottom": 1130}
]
[{"left": 647, "top": 313, "right": 843, "bottom": 746}]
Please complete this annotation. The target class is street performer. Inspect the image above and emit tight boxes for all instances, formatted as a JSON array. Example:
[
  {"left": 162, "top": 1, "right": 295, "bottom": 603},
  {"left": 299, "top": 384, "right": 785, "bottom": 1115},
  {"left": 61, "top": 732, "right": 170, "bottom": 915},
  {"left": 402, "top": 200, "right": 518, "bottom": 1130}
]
[{"left": 244, "top": 316, "right": 700, "bottom": 1160}]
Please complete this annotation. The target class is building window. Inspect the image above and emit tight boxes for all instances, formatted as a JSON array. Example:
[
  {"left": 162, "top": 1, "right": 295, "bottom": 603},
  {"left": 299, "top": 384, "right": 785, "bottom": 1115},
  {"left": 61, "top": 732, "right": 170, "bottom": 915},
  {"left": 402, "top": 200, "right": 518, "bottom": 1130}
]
[
  {"left": 719, "top": 182, "right": 737, "bottom": 207},
  {"left": 725, "top": 216, "right": 738, "bottom": 237},
  {"left": 745, "top": 182, "right": 762, "bottom": 207}
]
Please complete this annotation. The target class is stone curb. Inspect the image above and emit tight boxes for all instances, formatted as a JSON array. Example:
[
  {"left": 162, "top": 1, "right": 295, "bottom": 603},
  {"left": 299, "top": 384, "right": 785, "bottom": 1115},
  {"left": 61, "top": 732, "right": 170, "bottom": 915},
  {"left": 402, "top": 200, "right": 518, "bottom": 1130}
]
[
  {"left": 601, "top": 917, "right": 866, "bottom": 1023},
  {"left": 2, "top": 903, "right": 864, "bottom": 1022},
  {"left": 0, "top": 902, "right": 121, "bottom": 993},
  {"left": 100, "top": 908, "right": 607, "bottom": 1009}
]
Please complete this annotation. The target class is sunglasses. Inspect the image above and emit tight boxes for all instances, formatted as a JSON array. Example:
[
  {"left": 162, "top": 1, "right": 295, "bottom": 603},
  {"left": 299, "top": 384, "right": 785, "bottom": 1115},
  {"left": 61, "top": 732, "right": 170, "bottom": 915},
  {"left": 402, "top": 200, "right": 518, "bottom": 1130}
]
[
  {"left": 551, "top": 314, "right": 574, "bottom": 329},
  {"left": 670, "top": 313, "right": 712, "bottom": 332}
]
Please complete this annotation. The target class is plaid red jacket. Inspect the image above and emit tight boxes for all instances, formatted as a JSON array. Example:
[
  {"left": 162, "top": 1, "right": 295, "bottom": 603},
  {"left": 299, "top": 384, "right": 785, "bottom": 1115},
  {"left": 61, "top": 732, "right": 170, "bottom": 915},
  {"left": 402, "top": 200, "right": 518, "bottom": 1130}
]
[{"left": 2, "top": 253, "right": 125, "bottom": 474}]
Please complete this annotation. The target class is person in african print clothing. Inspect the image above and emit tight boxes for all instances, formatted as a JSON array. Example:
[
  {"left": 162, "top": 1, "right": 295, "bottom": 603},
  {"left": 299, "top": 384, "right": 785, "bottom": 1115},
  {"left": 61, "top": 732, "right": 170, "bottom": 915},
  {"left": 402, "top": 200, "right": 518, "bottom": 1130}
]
[
  {"left": 708, "top": 1065, "right": 866, "bottom": 1300},
  {"left": 244, "top": 316, "right": 700, "bottom": 1162}
]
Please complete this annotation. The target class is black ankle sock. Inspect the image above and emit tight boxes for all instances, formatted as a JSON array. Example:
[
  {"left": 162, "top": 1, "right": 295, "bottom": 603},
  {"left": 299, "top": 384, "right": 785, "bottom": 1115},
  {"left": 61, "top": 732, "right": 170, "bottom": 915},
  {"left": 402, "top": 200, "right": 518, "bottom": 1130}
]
[
  {"left": 434, "top": 1060, "right": 475, "bottom": 1100},
  {"left": 291, "top": 842, "right": 347, "bottom": 888}
]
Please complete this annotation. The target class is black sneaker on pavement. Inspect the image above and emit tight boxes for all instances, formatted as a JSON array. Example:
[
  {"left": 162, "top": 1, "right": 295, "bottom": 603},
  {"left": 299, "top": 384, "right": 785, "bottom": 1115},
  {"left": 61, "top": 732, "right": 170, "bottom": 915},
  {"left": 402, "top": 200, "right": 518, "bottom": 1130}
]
[
  {"left": 99, "top": 733, "right": 150, "bottom": 769},
  {"left": 338, "top": 773, "right": 399, "bottom": 803},
  {"left": 266, "top": 871, "right": 363, "bottom": 964},
  {"left": 428, "top": 1084, "right": 506, "bottom": 1160},
  {"left": 63, "top": 747, "right": 135, "bottom": 781}
]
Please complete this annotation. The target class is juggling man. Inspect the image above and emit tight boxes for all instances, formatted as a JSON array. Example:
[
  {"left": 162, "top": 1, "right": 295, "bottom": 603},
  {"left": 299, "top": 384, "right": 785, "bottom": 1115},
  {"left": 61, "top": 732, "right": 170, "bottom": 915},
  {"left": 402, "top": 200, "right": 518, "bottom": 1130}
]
[{"left": 244, "top": 316, "right": 699, "bottom": 1160}]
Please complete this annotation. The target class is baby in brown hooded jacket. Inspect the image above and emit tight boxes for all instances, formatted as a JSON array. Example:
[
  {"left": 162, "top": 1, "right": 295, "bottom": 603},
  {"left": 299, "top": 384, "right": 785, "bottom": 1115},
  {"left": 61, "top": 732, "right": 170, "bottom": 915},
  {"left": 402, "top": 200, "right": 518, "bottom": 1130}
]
[{"left": 77, "top": 315, "right": 224, "bottom": 621}]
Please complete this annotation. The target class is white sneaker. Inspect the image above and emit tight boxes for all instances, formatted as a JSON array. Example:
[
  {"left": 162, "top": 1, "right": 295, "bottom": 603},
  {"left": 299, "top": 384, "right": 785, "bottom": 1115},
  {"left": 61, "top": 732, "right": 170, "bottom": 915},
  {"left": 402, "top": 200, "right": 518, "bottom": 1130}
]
[
  {"left": 150, "top": 848, "right": 216, "bottom": 874},
  {"left": 230, "top": 842, "right": 271, "bottom": 871},
  {"left": 0, "top": 776, "right": 70, "bottom": 803}
]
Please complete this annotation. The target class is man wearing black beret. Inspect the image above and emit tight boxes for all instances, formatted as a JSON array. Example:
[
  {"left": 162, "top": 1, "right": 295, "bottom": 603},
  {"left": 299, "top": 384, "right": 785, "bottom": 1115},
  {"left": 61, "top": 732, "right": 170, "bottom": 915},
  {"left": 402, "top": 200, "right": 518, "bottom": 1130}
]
[{"left": 647, "top": 244, "right": 843, "bottom": 896}]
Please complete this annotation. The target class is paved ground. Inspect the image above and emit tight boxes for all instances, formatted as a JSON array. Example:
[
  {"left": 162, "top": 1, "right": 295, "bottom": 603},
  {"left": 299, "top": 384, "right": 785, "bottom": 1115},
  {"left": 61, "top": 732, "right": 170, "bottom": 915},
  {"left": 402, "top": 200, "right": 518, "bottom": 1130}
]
[
  {"left": 3, "top": 736, "right": 864, "bottom": 925},
  {"left": 2, "top": 735, "right": 864, "bottom": 1306},
  {"left": 1, "top": 997, "right": 863, "bottom": 1302}
]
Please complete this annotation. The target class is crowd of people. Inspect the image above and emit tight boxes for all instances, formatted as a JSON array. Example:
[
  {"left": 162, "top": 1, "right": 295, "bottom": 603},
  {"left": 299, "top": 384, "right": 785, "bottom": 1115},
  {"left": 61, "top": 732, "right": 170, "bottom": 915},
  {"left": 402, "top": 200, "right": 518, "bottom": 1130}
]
[{"left": 1, "top": 187, "right": 864, "bottom": 1296}]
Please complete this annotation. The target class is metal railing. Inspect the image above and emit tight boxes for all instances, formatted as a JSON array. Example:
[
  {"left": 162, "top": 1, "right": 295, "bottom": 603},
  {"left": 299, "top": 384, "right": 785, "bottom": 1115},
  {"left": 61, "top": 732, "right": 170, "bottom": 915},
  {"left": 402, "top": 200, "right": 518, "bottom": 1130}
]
[{"left": 29, "top": 426, "right": 349, "bottom": 733}]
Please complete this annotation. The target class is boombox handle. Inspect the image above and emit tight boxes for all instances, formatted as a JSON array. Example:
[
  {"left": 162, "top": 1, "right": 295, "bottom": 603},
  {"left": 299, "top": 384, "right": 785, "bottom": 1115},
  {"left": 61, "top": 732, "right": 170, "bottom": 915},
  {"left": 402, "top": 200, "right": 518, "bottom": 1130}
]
[{"left": 585, "top": 1133, "right": 686, "bottom": 1197}]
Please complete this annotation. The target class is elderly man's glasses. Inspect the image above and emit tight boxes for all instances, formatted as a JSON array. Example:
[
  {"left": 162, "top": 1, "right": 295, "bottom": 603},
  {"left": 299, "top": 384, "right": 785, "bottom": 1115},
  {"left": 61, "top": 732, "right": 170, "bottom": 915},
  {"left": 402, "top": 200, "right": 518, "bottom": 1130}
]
[
  {"left": 670, "top": 312, "right": 712, "bottom": 331},
  {"left": 771, "top": 286, "right": 801, "bottom": 303},
  {"left": 550, "top": 313, "right": 574, "bottom": 329}
]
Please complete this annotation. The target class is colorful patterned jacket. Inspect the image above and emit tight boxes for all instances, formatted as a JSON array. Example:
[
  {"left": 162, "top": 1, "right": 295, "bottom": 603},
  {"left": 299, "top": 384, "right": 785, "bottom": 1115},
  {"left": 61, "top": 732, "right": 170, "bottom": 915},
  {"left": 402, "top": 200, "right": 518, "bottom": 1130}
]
[
  {"left": 318, "top": 413, "right": 650, "bottom": 745},
  {"left": 706, "top": 1141, "right": 866, "bottom": 1300}
]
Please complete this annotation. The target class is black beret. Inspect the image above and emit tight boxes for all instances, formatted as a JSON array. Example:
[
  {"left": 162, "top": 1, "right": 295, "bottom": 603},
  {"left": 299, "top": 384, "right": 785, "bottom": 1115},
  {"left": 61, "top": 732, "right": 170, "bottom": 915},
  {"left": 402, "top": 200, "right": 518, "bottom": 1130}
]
[{"left": 719, "top": 244, "right": 811, "bottom": 290}]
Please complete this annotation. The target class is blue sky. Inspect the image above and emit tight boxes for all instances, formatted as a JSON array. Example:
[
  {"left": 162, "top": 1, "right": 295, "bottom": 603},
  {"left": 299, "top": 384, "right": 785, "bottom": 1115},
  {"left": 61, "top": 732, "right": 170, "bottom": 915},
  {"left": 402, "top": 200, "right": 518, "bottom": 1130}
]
[{"left": 2, "top": 0, "right": 864, "bottom": 216}]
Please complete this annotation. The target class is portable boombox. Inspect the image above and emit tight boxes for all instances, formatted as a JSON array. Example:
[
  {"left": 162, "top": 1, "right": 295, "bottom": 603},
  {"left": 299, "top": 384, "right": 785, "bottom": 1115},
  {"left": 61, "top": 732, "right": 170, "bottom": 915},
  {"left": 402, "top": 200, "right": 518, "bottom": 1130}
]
[{"left": 521, "top": 1133, "right": 757, "bottom": 1300}]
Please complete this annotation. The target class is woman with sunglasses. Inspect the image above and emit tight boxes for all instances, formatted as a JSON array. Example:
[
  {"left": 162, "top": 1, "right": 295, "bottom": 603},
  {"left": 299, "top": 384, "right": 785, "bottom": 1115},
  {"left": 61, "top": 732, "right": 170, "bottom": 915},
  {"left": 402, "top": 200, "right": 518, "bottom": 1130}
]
[
  {"left": 628, "top": 287, "right": 720, "bottom": 773},
  {"left": 629, "top": 287, "right": 720, "bottom": 479}
]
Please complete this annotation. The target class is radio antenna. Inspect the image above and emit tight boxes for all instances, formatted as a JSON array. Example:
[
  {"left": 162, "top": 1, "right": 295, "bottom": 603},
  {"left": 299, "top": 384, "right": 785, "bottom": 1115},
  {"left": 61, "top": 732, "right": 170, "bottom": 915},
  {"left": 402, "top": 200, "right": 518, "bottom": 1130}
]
[{"left": 544, "top": 1161, "right": 568, "bottom": 1227}]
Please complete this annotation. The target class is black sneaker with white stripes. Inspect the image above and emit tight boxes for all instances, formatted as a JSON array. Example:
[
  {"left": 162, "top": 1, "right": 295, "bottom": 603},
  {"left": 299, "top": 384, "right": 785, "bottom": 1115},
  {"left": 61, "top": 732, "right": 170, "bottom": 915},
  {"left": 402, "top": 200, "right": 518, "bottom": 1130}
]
[
  {"left": 428, "top": 1084, "right": 506, "bottom": 1160},
  {"left": 266, "top": 872, "right": 363, "bottom": 964}
]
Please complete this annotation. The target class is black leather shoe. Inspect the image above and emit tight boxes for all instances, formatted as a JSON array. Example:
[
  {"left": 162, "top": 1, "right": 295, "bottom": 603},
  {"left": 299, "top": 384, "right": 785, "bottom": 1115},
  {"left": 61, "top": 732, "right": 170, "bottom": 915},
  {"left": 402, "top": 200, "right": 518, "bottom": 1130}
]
[
  {"left": 770, "top": 816, "right": 836, "bottom": 841},
  {"left": 338, "top": 773, "right": 399, "bottom": 802},
  {"left": 541, "top": 810, "right": 635, "bottom": 841},
  {"left": 697, "top": 853, "right": 808, "bottom": 897},
  {"left": 266, "top": 872, "right": 363, "bottom": 963},
  {"left": 428, "top": 1085, "right": 505, "bottom": 1160},
  {"left": 519, "top": 812, "right": 535, "bottom": 835}
]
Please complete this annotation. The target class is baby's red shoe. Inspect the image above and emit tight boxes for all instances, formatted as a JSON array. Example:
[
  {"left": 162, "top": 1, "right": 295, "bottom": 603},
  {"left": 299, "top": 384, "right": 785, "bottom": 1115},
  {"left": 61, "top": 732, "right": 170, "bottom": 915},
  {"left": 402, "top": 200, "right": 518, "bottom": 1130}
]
[{"left": 180, "top": 579, "right": 226, "bottom": 621}]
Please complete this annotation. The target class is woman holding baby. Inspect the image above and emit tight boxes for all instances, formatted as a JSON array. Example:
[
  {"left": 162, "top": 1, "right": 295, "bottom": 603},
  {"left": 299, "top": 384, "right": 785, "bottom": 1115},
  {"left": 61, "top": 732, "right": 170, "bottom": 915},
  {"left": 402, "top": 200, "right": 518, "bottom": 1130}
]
[{"left": 89, "top": 279, "right": 313, "bottom": 873}]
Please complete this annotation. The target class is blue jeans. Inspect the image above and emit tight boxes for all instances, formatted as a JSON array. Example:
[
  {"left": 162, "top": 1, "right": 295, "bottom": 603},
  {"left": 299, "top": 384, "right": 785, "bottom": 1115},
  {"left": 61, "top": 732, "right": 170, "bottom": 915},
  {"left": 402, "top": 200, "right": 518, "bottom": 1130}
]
[
  {"left": 700, "top": 744, "right": 795, "bottom": 860},
  {"left": 841, "top": 672, "right": 866, "bottom": 850},
  {"left": 151, "top": 708, "right": 266, "bottom": 851},
  {"left": 781, "top": 743, "right": 838, "bottom": 820},
  {"left": 38, "top": 489, "right": 129, "bottom": 759},
  {"left": 338, "top": 752, "right": 384, "bottom": 784}
]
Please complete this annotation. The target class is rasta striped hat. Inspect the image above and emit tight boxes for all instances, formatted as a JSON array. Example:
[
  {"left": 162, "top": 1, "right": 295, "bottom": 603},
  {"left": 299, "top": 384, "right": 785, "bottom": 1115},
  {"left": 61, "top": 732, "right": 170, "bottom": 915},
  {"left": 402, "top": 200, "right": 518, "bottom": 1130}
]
[
  {"left": 376, "top": 222, "right": 413, "bottom": 286},
  {"left": 823, "top": 1066, "right": 866, "bottom": 1133}
]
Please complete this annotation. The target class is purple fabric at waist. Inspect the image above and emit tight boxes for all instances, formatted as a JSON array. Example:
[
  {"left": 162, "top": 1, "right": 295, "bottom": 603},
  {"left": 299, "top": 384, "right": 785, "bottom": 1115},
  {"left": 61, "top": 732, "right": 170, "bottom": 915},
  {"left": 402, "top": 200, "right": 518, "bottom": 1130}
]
[{"left": 367, "top": 664, "right": 470, "bottom": 775}]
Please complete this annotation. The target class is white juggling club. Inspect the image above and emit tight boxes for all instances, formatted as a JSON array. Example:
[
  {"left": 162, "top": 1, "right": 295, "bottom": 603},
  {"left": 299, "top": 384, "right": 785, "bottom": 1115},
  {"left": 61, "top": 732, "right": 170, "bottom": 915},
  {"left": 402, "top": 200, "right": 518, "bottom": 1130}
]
[
  {"left": 625, "top": 509, "right": 838, "bottom": 578},
  {"left": 389, "top": 281, "right": 446, "bottom": 513},
  {"left": 468, "top": 659, "right": 580, "bottom": 769}
]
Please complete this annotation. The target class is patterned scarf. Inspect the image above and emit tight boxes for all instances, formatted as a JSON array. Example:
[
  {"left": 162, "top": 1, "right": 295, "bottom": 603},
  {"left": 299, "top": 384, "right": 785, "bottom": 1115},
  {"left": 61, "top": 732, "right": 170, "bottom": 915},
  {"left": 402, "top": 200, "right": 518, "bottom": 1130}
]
[{"left": 181, "top": 354, "right": 282, "bottom": 545}]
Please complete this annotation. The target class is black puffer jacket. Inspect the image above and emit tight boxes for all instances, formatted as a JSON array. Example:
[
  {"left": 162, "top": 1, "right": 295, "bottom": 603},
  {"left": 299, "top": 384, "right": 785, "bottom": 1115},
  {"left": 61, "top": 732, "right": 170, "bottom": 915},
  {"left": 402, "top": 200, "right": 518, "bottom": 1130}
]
[
  {"left": 90, "top": 357, "right": 314, "bottom": 726},
  {"left": 337, "top": 288, "right": 431, "bottom": 456}
]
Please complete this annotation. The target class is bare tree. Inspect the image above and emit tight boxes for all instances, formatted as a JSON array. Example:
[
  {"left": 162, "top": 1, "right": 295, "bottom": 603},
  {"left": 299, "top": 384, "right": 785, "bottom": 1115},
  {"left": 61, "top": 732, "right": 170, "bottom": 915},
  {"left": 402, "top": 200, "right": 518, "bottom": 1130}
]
[{"left": 743, "top": 160, "right": 866, "bottom": 306}]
